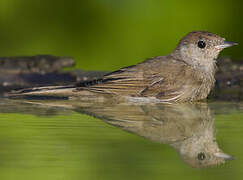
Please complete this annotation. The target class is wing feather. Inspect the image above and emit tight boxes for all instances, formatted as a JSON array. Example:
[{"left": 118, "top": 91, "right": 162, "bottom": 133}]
[{"left": 76, "top": 56, "right": 190, "bottom": 101}]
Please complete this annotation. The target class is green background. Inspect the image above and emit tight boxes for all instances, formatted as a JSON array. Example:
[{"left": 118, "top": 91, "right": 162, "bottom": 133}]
[
  {"left": 0, "top": 1, "right": 243, "bottom": 180},
  {"left": 0, "top": 0, "right": 241, "bottom": 71}
]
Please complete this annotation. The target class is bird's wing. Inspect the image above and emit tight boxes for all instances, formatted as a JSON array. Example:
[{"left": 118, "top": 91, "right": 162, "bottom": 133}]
[
  {"left": 76, "top": 64, "right": 151, "bottom": 95},
  {"left": 76, "top": 56, "right": 192, "bottom": 101}
]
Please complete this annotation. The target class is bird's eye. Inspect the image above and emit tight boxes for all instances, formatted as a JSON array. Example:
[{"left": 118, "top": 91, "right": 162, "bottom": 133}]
[
  {"left": 197, "top": 152, "right": 206, "bottom": 160},
  {"left": 197, "top": 40, "right": 206, "bottom": 49}
]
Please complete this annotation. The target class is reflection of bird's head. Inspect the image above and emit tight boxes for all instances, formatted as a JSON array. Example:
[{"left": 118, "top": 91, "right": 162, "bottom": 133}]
[{"left": 176, "top": 134, "right": 234, "bottom": 168}]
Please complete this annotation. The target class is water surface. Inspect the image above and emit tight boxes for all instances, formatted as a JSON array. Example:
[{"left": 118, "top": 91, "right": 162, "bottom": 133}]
[{"left": 0, "top": 99, "right": 242, "bottom": 180}]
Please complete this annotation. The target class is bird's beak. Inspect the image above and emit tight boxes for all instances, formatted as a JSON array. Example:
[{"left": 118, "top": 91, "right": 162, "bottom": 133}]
[
  {"left": 216, "top": 41, "right": 238, "bottom": 49},
  {"left": 214, "top": 152, "right": 235, "bottom": 160}
]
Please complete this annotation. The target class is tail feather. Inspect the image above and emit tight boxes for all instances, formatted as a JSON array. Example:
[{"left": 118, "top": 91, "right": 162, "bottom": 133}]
[{"left": 7, "top": 85, "right": 77, "bottom": 98}]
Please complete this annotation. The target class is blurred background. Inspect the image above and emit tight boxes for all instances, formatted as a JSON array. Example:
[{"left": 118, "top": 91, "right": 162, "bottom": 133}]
[
  {"left": 0, "top": 0, "right": 241, "bottom": 71},
  {"left": 0, "top": 1, "right": 243, "bottom": 180}
]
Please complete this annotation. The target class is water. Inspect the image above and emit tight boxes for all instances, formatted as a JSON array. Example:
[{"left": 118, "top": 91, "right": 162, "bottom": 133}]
[{"left": 0, "top": 98, "right": 242, "bottom": 180}]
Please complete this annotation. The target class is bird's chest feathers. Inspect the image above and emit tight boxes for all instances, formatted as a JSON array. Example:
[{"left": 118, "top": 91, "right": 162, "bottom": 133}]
[{"left": 189, "top": 68, "right": 215, "bottom": 100}]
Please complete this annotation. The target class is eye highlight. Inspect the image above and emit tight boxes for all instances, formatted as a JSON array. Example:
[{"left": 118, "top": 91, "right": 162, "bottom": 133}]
[
  {"left": 197, "top": 152, "right": 206, "bottom": 161},
  {"left": 197, "top": 40, "right": 206, "bottom": 49}
]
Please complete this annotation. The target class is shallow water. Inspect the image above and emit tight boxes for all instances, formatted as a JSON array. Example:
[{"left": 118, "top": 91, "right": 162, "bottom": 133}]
[{"left": 0, "top": 98, "right": 242, "bottom": 180}]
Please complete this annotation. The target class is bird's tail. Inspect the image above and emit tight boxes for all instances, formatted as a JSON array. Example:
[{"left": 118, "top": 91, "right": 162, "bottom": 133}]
[{"left": 6, "top": 85, "right": 77, "bottom": 98}]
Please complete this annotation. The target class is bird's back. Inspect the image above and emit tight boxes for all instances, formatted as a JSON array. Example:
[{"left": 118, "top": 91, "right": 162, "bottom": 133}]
[{"left": 76, "top": 56, "right": 215, "bottom": 102}]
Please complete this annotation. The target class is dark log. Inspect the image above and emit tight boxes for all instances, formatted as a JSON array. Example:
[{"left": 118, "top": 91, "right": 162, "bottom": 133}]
[{"left": 209, "top": 57, "right": 243, "bottom": 101}]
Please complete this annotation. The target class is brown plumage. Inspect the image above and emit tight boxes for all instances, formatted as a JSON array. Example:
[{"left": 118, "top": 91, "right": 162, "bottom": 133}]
[
  {"left": 77, "top": 56, "right": 212, "bottom": 102},
  {"left": 8, "top": 31, "right": 237, "bottom": 102}
]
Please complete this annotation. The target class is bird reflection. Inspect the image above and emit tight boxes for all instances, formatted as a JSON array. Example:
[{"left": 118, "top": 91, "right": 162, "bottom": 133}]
[
  {"left": 0, "top": 98, "right": 234, "bottom": 168},
  {"left": 71, "top": 100, "right": 234, "bottom": 168}
]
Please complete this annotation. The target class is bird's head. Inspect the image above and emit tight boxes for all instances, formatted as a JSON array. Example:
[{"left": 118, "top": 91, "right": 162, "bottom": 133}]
[
  {"left": 178, "top": 134, "right": 234, "bottom": 168},
  {"left": 172, "top": 31, "right": 237, "bottom": 72}
]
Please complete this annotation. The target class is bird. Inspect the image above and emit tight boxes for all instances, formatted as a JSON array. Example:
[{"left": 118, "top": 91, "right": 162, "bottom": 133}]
[{"left": 8, "top": 31, "right": 237, "bottom": 103}]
